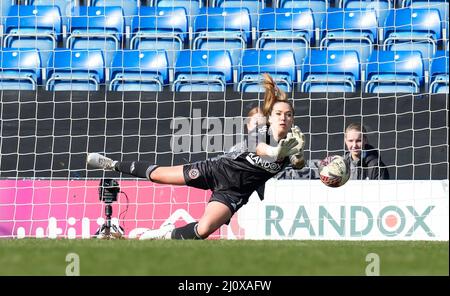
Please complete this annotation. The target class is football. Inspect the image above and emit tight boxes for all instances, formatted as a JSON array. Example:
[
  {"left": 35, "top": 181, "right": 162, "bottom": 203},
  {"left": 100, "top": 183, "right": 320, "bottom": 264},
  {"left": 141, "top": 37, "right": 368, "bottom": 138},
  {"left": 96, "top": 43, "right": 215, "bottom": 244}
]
[{"left": 319, "top": 155, "right": 350, "bottom": 187}]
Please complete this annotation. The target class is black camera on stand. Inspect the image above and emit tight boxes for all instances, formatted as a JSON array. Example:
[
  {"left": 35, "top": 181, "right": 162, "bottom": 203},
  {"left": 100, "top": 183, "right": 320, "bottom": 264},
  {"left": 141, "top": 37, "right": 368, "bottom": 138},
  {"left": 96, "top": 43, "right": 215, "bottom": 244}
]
[
  {"left": 95, "top": 179, "right": 124, "bottom": 239},
  {"left": 99, "top": 178, "right": 120, "bottom": 204}
]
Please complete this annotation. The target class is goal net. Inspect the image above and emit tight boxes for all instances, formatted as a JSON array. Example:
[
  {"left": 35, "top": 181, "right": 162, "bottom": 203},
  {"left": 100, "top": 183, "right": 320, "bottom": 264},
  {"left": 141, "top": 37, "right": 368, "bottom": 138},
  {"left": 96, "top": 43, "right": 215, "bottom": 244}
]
[{"left": 0, "top": 0, "right": 448, "bottom": 240}]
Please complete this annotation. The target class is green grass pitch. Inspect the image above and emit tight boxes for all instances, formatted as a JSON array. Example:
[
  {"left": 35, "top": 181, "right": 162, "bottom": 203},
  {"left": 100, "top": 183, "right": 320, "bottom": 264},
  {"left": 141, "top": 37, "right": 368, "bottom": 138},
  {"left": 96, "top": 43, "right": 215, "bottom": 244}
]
[{"left": 0, "top": 239, "right": 447, "bottom": 276}]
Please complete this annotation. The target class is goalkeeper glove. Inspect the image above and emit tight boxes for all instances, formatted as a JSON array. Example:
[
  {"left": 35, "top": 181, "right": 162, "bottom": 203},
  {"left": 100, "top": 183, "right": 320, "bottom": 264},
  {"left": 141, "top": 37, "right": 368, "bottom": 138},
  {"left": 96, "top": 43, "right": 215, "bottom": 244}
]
[
  {"left": 287, "top": 126, "right": 306, "bottom": 169},
  {"left": 286, "top": 125, "right": 305, "bottom": 152},
  {"left": 266, "top": 137, "right": 299, "bottom": 161},
  {"left": 290, "top": 153, "right": 306, "bottom": 169}
]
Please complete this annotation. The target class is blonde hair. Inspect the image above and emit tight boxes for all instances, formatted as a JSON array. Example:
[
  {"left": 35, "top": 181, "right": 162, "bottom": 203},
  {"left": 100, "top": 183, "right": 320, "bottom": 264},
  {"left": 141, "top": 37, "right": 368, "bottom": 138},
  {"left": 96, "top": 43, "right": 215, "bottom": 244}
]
[
  {"left": 261, "top": 73, "right": 293, "bottom": 118},
  {"left": 345, "top": 123, "right": 368, "bottom": 141},
  {"left": 247, "top": 106, "right": 263, "bottom": 118}
]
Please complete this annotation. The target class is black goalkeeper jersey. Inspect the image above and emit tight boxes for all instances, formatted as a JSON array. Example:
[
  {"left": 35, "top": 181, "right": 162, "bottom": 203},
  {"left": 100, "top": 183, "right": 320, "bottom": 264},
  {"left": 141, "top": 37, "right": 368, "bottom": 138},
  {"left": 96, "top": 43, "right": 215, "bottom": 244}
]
[{"left": 183, "top": 125, "right": 290, "bottom": 201}]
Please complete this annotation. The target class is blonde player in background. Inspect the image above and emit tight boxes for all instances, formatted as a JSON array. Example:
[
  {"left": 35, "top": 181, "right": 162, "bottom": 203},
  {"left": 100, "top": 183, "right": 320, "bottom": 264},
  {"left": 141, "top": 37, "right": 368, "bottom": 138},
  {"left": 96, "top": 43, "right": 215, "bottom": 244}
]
[{"left": 344, "top": 123, "right": 389, "bottom": 180}]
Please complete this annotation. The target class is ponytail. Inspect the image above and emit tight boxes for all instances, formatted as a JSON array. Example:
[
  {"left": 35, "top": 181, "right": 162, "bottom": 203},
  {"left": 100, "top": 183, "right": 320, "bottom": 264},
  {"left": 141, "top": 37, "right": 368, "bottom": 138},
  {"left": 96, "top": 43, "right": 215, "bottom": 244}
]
[{"left": 261, "top": 73, "right": 291, "bottom": 118}]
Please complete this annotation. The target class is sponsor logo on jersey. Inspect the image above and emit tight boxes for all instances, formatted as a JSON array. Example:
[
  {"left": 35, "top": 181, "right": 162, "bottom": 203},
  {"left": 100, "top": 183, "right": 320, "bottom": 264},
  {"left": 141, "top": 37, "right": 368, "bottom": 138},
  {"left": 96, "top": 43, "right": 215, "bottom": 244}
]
[
  {"left": 188, "top": 168, "right": 200, "bottom": 180},
  {"left": 246, "top": 153, "right": 282, "bottom": 174}
]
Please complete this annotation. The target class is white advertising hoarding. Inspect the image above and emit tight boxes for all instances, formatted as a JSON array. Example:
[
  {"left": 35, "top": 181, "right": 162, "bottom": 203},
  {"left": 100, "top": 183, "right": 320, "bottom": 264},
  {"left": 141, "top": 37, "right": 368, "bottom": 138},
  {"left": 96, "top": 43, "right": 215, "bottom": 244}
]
[{"left": 235, "top": 180, "right": 449, "bottom": 240}]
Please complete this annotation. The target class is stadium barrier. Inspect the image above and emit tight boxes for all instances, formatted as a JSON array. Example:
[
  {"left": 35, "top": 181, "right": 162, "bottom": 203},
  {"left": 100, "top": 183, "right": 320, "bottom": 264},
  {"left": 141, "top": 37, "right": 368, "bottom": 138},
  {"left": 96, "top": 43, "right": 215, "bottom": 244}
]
[{"left": 0, "top": 179, "right": 448, "bottom": 240}]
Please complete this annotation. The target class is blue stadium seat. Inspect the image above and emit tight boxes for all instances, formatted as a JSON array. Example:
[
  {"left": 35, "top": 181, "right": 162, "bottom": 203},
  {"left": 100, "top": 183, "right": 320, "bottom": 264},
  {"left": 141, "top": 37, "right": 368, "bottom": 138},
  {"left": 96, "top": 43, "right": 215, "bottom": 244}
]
[
  {"left": 320, "top": 9, "right": 377, "bottom": 64},
  {"left": 90, "top": 0, "right": 139, "bottom": 29},
  {"left": 131, "top": 6, "right": 188, "bottom": 69},
  {"left": 447, "top": 21, "right": 449, "bottom": 50},
  {"left": 238, "top": 49, "right": 296, "bottom": 93},
  {"left": 339, "top": 0, "right": 392, "bottom": 27},
  {"left": 257, "top": 8, "right": 314, "bottom": 66},
  {"left": 301, "top": 49, "right": 361, "bottom": 92},
  {"left": 365, "top": 50, "right": 424, "bottom": 93},
  {"left": 429, "top": 50, "right": 449, "bottom": 93},
  {"left": 67, "top": 6, "right": 124, "bottom": 66},
  {"left": 402, "top": 0, "right": 449, "bottom": 24},
  {"left": 278, "top": 0, "right": 327, "bottom": 32},
  {"left": 213, "top": 0, "right": 266, "bottom": 27},
  {"left": 173, "top": 50, "right": 233, "bottom": 92},
  {"left": 109, "top": 50, "right": 169, "bottom": 92},
  {"left": 152, "top": 0, "right": 201, "bottom": 25},
  {"left": 301, "top": 49, "right": 360, "bottom": 92},
  {"left": 46, "top": 49, "right": 105, "bottom": 91},
  {"left": 0, "top": 48, "right": 42, "bottom": 90},
  {"left": 193, "top": 7, "right": 251, "bottom": 65},
  {"left": 1, "top": 1, "right": 15, "bottom": 26},
  {"left": 1, "top": 1, "right": 14, "bottom": 15},
  {"left": 3, "top": 5, "right": 62, "bottom": 67},
  {"left": 27, "top": 0, "right": 79, "bottom": 30},
  {"left": 383, "top": 8, "right": 442, "bottom": 71}
]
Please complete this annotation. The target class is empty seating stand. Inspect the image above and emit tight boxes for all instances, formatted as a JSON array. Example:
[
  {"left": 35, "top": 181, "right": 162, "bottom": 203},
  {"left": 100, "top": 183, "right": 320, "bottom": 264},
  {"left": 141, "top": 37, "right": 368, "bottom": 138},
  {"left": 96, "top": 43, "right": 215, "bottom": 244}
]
[
  {"left": 0, "top": 48, "right": 42, "bottom": 90},
  {"left": 0, "top": 0, "right": 448, "bottom": 94},
  {"left": 365, "top": 50, "right": 424, "bottom": 93},
  {"left": 402, "top": 0, "right": 449, "bottom": 26},
  {"left": 339, "top": 0, "right": 392, "bottom": 27},
  {"left": 3, "top": 5, "right": 62, "bottom": 66},
  {"left": 278, "top": 0, "right": 328, "bottom": 36},
  {"left": 320, "top": 9, "right": 377, "bottom": 64},
  {"left": 90, "top": 0, "right": 139, "bottom": 29},
  {"left": 67, "top": 6, "right": 124, "bottom": 65},
  {"left": 301, "top": 49, "right": 360, "bottom": 92},
  {"left": 131, "top": 6, "right": 188, "bottom": 69},
  {"left": 46, "top": 49, "right": 105, "bottom": 91},
  {"left": 213, "top": 0, "right": 266, "bottom": 27},
  {"left": 1, "top": 1, "right": 15, "bottom": 19},
  {"left": 429, "top": 50, "right": 449, "bottom": 93},
  {"left": 172, "top": 50, "right": 233, "bottom": 92},
  {"left": 238, "top": 49, "right": 297, "bottom": 92},
  {"left": 257, "top": 8, "right": 314, "bottom": 66},
  {"left": 1, "top": 1, "right": 15, "bottom": 36},
  {"left": 384, "top": 8, "right": 442, "bottom": 71},
  {"left": 27, "top": 0, "right": 80, "bottom": 33},
  {"left": 193, "top": 7, "right": 251, "bottom": 65},
  {"left": 109, "top": 49, "right": 169, "bottom": 92},
  {"left": 152, "top": 0, "right": 201, "bottom": 25}
]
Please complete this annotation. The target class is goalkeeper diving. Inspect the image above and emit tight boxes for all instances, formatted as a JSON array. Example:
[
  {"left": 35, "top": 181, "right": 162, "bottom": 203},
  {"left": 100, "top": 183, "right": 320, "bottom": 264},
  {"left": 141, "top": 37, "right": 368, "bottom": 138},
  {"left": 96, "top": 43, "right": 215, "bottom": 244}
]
[{"left": 87, "top": 73, "right": 305, "bottom": 240}]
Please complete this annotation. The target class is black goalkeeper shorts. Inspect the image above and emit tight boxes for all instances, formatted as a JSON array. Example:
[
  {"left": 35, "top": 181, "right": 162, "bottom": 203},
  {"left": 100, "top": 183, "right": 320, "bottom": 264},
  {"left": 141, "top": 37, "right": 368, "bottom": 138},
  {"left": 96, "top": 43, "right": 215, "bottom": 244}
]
[{"left": 183, "top": 161, "right": 249, "bottom": 215}]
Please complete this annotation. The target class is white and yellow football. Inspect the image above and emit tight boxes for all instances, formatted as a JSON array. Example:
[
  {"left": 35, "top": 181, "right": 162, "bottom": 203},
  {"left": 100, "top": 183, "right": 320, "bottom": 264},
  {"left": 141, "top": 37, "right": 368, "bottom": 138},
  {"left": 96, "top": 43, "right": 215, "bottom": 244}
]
[{"left": 319, "top": 155, "right": 350, "bottom": 187}]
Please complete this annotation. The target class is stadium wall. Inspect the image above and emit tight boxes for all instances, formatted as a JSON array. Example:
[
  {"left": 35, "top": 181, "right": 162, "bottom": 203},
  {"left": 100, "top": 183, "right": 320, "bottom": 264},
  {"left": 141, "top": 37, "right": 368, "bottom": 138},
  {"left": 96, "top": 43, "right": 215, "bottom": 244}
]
[{"left": 238, "top": 179, "right": 449, "bottom": 241}]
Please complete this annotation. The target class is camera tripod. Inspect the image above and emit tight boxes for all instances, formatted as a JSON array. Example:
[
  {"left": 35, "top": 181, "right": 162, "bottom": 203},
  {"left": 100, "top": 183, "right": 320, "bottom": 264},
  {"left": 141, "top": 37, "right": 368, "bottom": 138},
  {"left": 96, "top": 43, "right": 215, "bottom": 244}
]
[
  {"left": 95, "top": 203, "right": 124, "bottom": 239},
  {"left": 94, "top": 178, "right": 125, "bottom": 239}
]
